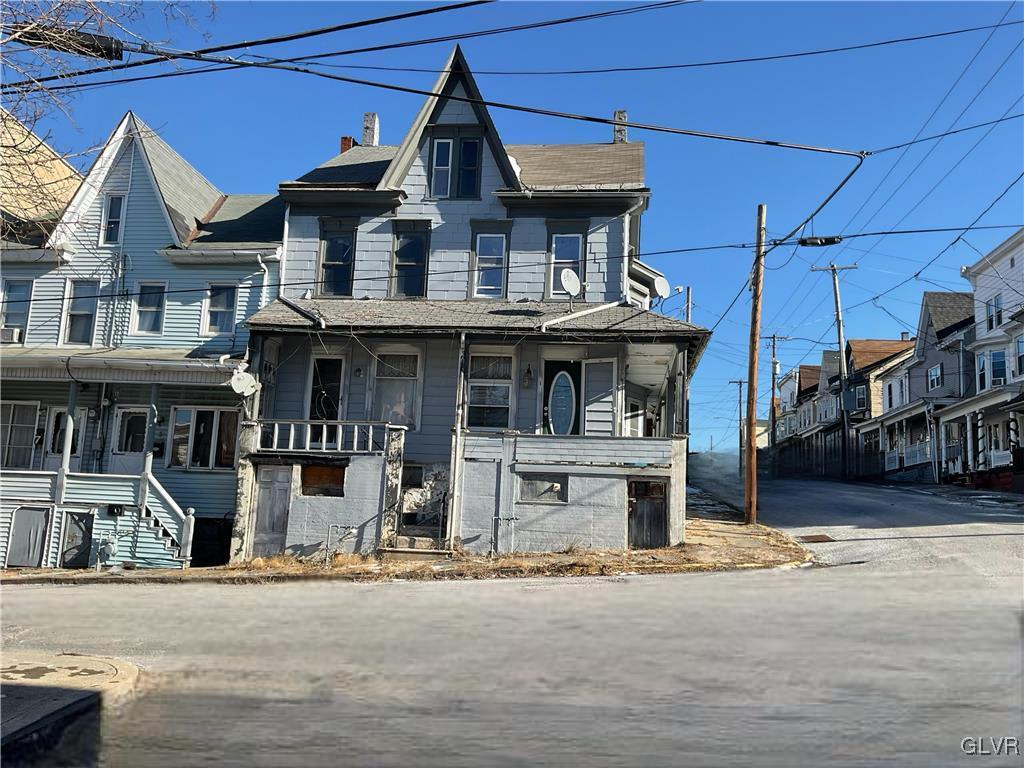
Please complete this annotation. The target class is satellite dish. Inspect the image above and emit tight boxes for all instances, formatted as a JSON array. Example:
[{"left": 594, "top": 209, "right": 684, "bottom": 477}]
[
  {"left": 559, "top": 268, "right": 582, "bottom": 298},
  {"left": 230, "top": 370, "right": 259, "bottom": 397},
  {"left": 654, "top": 276, "right": 671, "bottom": 299}
]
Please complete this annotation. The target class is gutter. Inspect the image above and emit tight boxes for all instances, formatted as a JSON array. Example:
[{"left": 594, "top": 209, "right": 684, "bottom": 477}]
[
  {"left": 540, "top": 301, "right": 622, "bottom": 333},
  {"left": 280, "top": 295, "right": 326, "bottom": 329}
]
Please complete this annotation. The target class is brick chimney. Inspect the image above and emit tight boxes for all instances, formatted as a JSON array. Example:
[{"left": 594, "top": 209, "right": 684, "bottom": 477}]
[
  {"left": 613, "top": 109, "right": 628, "bottom": 143},
  {"left": 362, "top": 112, "right": 379, "bottom": 147},
  {"left": 340, "top": 136, "right": 358, "bottom": 154}
]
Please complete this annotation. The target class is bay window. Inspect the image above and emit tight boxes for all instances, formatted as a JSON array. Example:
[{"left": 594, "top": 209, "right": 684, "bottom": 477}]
[
  {"left": 372, "top": 351, "right": 420, "bottom": 429},
  {"left": 168, "top": 407, "right": 239, "bottom": 470},
  {"left": 467, "top": 353, "right": 513, "bottom": 429}
]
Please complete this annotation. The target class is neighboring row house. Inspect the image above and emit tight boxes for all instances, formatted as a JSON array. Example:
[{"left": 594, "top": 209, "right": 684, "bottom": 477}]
[
  {"left": 0, "top": 47, "right": 710, "bottom": 569},
  {"left": 772, "top": 227, "right": 1024, "bottom": 490}
]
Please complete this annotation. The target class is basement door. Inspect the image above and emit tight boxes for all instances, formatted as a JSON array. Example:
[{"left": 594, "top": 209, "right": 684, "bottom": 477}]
[
  {"left": 628, "top": 480, "right": 667, "bottom": 549},
  {"left": 252, "top": 465, "right": 292, "bottom": 557},
  {"left": 7, "top": 506, "right": 50, "bottom": 567},
  {"left": 60, "top": 511, "right": 94, "bottom": 568}
]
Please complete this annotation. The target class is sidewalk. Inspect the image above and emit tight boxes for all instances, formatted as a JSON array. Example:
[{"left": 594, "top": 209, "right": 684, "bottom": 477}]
[{"left": 1, "top": 653, "right": 139, "bottom": 766}]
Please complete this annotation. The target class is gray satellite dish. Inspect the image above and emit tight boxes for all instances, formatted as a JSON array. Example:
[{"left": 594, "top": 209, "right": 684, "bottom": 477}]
[
  {"left": 654, "top": 275, "right": 671, "bottom": 299},
  {"left": 559, "top": 268, "right": 582, "bottom": 298},
  {"left": 230, "top": 370, "right": 259, "bottom": 397}
]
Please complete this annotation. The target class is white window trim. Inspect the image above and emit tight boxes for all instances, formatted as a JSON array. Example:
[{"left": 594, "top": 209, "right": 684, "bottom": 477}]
[
  {"left": 304, "top": 354, "right": 348, "bottom": 420},
  {"left": 367, "top": 343, "right": 424, "bottom": 432},
  {"left": 129, "top": 280, "right": 168, "bottom": 336},
  {"left": 200, "top": 282, "right": 239, "bottom": 337},
  {"left": 471, "top": 233, "right": 508, "bottom": 299},
  {"left": 1, "top": 277, "right": 34, "bottom": 342},
  {"left": 99, "top": 193, "right": 125, "bottom": 246},
  {"left": 855, "top": 385, "right": 867, "bottom": 410},
  {"left": 518, "top": 471, "right": 570, "bottom": 505},
  {"left": 0, "top": 400, "right": 40, "bottom": 468},
  {"left": 61, "top": 278, "right": 99, "bottom": 347},
  {"left": 110, "top": 406, "right": 149, "bottom": 455},
  {"left": 44, "top": 406, "right": 87, "bottom": 459},
  {"left": 466, "top": 347, "right": 517, "bottom": 431},
  {"left": 165, "top": 405, "right": 241, "bottom": 471},
  {"left": 430, "top": 138, "right": 453, "bottom": 199},
  {"left": 547, "top": 233, "right": 585, "bottom": 299},
  {"left": 977, "top": 353, "right": 988, "bottom": 391},
  {"left": 927, "top": 364, "right": 943, "bottom": 391}
]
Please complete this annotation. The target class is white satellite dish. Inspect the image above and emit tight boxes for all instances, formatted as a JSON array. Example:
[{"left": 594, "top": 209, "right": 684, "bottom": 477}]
[
  {"left": 559, "top": 268, "right": 582, "bottom": 298},
  {"left": 654, "top": 276, "right": 671, "bottom": 299},
  {"left": 230, "top": 370, "right": 259, "bottom": 397}
]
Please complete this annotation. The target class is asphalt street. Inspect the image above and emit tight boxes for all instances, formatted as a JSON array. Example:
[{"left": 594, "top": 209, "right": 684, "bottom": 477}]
[{"left": 3, "top": 473, "right": 1022, "bottom": 767}]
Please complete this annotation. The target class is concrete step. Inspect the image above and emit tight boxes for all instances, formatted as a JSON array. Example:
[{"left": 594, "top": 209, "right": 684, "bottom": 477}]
[
  {"left": 400, "top": 524, "right": 443, "bottom": 538},
  {"left": 379, "top": 547, "right": 451, "bottom": 562},
  {"left": 393, "top": 535, "right": 441, "bottom": 550}
]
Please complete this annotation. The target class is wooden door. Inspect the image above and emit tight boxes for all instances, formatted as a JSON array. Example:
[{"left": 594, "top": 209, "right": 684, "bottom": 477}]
[
  {"left": 252, "top": 465, "right": 292, "bottom": 557},
  {"left": 628, "top": 480, "right": 667, "bottom": 549}
]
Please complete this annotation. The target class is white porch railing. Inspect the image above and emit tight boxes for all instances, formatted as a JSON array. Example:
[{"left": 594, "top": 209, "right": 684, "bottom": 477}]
[
  {"left": 884, "top": 450, "right": 900, "bottom": 471},
  {"left": 258, "top": 420, "right": 392, "bottom": 453},
  {"left": 904, "top": 440, "right": 932, "bottom": 468},
  {"left": 145, "top": 474, "right": 194, "bottom": 559},
  {"left": 990, "top": 449, "right": 1013, "bottom": 468}
]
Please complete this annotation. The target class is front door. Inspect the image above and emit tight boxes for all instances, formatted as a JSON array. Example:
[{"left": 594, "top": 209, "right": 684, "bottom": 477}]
[
  {"left": 252, "top": 464, "right": 292, "bottom": 557},
  {"left": 543, "top": 361, "right": 581, "bottom": 435},
  {"left": 7, "top": 506, "right": 50, "bottom": 567},
  {"left": 628, "top": 480, "right": 667, "bottom": 549},
  {"left": 42, "top": 407, "right": 86, "bottom": 471},
  {"left": 108, "top": 407, "right": 149, "bottom": 475}
]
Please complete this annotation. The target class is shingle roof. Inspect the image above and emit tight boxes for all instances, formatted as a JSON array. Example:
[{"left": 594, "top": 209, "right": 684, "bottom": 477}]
[
  {"left": 291, "top": 142, "right": 646, "bottom": 192},
  {"left": 247, "top": 298, "right": 707, "bottom": 338},
  {"left": 923, "top": 291, "right": 973, "bottom": 338},
  {"left": 132, "top": 115, "right": 222, "bottom": 243},
  {"left": 818, "top": 350, "right": 840, "bottom": 380},
  {"left": 188, "top": 194, "right": 285, "bottom": 248},
  {"left": 848, "top": 339, "right": 914, "bottom": 371},
  {"left": 798, "top": 365, "right": 820, "bottom": 395}
]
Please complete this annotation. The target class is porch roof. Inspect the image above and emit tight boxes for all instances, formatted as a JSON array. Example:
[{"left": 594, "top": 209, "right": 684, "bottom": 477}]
[
  {"left": 248, "top": 298, "right": 709, "bottom": 341},
  {"left": 0, "top": 346, "right": 244, "bottom": 383}
]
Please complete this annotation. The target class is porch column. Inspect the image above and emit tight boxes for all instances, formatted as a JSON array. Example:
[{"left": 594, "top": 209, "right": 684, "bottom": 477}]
[
  {"left": 1009, "top": 414, "right": 1019, "bottom": 451},
  {"left": 137, "top": 383, "right": 160, "bottom": 511},
  {"left": 965, "top": 412, "right": 976, "bottom": 471},
  {"left": 229, "top": 337, "right": 265, "bottom": 564},
  {"left": 55, "top": 381, "right": 80, "bottom": 504},
  {"left": 976, "top": 410, "right": 987, "bottom": 471},
  {"left": 669, "top": 435, "right": 687, "bottom": 545}
]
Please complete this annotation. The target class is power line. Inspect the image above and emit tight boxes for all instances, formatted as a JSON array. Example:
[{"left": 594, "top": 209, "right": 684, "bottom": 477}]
[{"left": 870, "top": 112, "right": 1024, "bottom": 154}]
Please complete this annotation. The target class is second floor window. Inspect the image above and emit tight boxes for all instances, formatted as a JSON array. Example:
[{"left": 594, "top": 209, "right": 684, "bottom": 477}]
[
  {"left": 430, "top": 138, "right": 452, "bottom": 198},
  {"left": 986, "top": 294, "right": 1003, "bottom": 330},
  {"left": 393, "top": 228, "right": 428, "bottom": 298},
  {"left": 204, "top": 285, "right": 237, "bottom": 335},
  {"left": 991, "top": 350, "right": 1007, "bottom": 383},
  {"left": 1, "top": 279, "right": 32, "bottom": 341},
  {"left": 550, "top": 233, "right": 584, "bottom": 297},
  {"left": 886, "top": 383, "right": 894, "bottom": 410},
  {"left": 855, "top": 385, "right": 867, "bottom": 410},
  {"left": 473, "top": 233, "right": 507, "bottom": 298},
  {"left": 134, "top": 283, "right": 166, "bottom": 334},
  {"left": 927, "top": 364, "right": 943, "bottom": 391},
  {"left": 319, "top": 227, "right": 355, "bottom": 297},
  {"left": 102, "top": 194, "right": 125, "bottom": 244},
  {"left": 1017, "top": 336, "right": 1024, "bottom": 376},
  {"left": 430, "top": 136, "right": 481, "bottom": 199},
  {"left": 977, "top": 353, "right": 987, "bottom": 391},
  {"left": 65, "top": 280, "right": 98, "bottom": 345}
]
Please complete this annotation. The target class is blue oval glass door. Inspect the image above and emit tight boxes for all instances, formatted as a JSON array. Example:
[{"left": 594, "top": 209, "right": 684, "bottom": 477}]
[{"left": 547, "top": 370, "right": 577, "bottom": 435}]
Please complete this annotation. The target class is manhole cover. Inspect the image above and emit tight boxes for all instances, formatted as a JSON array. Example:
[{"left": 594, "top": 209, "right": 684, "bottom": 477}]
[{"left": 797, "top": 534, "right": 835, "bottom": 543}]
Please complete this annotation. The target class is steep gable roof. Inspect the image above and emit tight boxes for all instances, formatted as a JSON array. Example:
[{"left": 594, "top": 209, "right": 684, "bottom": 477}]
[
  {"left": 377, "top": 45, "right": 521, "bottom": 192},
  {"left": 847, "top": 339, "right": 914, "bottom": 372},
  {"left": 817, "top": 350, "right": 840, "bottom": 389},
  {"left": 922, "top": 291, "right": 973, "bottom": 339},
  {"left": 798, "top": 365, "right": 820, "bottom": 396}
]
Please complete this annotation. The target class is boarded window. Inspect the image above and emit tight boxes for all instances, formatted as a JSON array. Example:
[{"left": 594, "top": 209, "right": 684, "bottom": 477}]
[
  {"left": 302, "top": 464, "right": 346, "bottom": 496},
  {"left": 401, "top": 464, "right": 424, "bottom": 489},
  {"left": 519, "top": 473, "right": 568, "bottom": 503}
]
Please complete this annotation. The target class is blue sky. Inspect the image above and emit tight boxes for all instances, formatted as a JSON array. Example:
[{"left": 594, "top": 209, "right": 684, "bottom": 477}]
[{"left": 32, "top": 1, "right": 1024, "bottom": 449}]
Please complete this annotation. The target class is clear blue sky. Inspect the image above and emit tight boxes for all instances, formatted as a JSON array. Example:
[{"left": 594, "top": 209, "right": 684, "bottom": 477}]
[{"left": 36, "top": 1, "right": 1024, "bottom": 449}]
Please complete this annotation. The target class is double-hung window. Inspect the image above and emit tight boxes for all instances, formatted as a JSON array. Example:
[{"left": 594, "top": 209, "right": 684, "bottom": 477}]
[
  {"left": 64, "top": 280, "right": 98, "bottom": 345},
  {"left": 1, "top": 279, "right": 32, "bottom": 341},
  {"left": 977, "top": 353, "right": 987, "bottom": 391},
  {"left": 991, "top": 350, "right": 1007, "bottom": 383},
  {"left": 855, "top": 385, "right": 867, "bottom": 410},
  {"left": 204, "top": 284, "right": 237, "bottom": 335},
  {"left": 0, "top": 402, "right": 38, "bottom": 468},
  {"left": 1016, "top": 336, "right": 1024, "bottom": 376},
  {"left": 927, "top": 364, "right": 943, "bottom": 391},
  {"left": 392, "top": 222, "right": 429, "bottom": 298},
  {"left": 134, "top": 283, "right": 166, "bottom": 334},
  {"left": 318, "top": 219, "right": 355, "bottom": 297},
  {"left": 472, "top": 226, "right": 510, "bottom": 298},
  {"left": 168, "top": 407, "right": 239, "bottom": 470},
  {"left": 548, "top": 224, "right": 586, "bottom": 298},
  {"left": 429, "top": 136, "right": 481, "bottom": 199},
  {"left": 467, "top": 353, "right": 513, "bottom": 429},
  {"left": 372, "top": 351, "right": 420, "bottom": 430},
  {"left": 986, "top": 294, "right": 1003, "bottom": 330},
  {"left": 101, "top": 194, "right": 124, "bottom": 245}
]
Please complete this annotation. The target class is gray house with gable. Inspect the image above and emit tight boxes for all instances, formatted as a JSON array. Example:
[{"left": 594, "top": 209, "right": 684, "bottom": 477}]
[{"left": 230, "top": 47, "right": 709, "bottom": 560}]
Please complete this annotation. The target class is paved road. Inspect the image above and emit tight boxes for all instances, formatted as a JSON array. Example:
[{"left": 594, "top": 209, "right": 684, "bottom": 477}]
[{"left": 3, "top": 476, "right": 1022, "bottom": 767}]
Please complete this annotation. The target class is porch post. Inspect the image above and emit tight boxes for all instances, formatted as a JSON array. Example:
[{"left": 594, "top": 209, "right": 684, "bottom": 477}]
[
  {"left": 669, "top": 434, "right": 687, "bottom": 545},
  {"left": 445, "top": 331, "right": 468, "bottom": 549},
  {"left": 137, "top": 383, "right": 160, "bottom": 512},
  {"left": 55, "top": 381, "right": 80, "bottom": 504},
  {"left": 229, "top": 336, "right": 265, "bottom": 564},
  {"left": 966, "top": 412, "right": 976, "bottom": 471},
  {"left": 976, "top": 410, "right": 987, "bottom": 471}
]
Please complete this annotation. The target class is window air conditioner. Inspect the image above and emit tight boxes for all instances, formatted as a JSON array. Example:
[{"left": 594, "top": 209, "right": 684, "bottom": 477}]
[
  {"left": 991, "top": 377, "right": 1006, "bottom": 386},
  {"left": 0, "top": 327, "right": 21, "bottom": 344}
]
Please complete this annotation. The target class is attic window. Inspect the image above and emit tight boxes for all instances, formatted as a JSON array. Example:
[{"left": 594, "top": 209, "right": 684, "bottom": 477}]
[
  {"left": 102, "top": 194, "right": 124, "bottom": 245},
  {"left": 429, "top": 135, "right": 481, "bottom": 200}
]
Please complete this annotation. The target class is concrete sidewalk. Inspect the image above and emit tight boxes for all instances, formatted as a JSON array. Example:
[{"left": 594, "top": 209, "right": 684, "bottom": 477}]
[{"left": 1, "top": 653, "right": 139, "bottom": 766}]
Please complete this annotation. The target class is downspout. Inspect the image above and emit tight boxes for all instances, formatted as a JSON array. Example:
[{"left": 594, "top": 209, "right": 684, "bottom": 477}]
[
  {"left": 619, "top": 197, "right": 645, "bottom": 303},
  {"left": 446, "top": 331, "right": 468, "bottom": 550},
  {"left": 279, "top": 203, "right": 291, "bottom": 295},
  {"left": 256, "top": 253, "right": 270, "bottom": 308},
  {"left": 540, "top": 301, "right": 621, "bottom": 333},
  {"left": 279, "top": 294, "right": 326, "bottom": 329}
]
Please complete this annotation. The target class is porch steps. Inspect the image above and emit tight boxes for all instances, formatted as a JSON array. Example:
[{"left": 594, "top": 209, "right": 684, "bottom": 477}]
[
  {"left": 379, "top": 547, "right": 452, "bottom": 562},
  {"left": 140, "top": 507, "right": 183, "bottom": 560},
  {"left": 392, "top": 534, "right": 442, "bottom": 550}
]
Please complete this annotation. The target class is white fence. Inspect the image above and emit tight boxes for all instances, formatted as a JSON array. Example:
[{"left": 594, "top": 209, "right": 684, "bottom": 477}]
[
  {"left": 904, "top": 440, "right": 932, "bottom": 468},
  {"left": 258, "top": 420, "right": 394, "bottom": 453}
]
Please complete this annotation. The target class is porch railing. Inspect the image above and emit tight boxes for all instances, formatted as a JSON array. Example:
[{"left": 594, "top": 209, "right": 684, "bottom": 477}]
[
  {"left": 258, "top": 420, "right": 392, "bottom": 453},
  {"left": 990, "top": 449, "right": 1013, "bottom": 468},
  {"left": 904, "top": 440, "right": 932, "bottom": 468},
  {"left": 884, "top": 449, "right": 900, "bottom": 471}
]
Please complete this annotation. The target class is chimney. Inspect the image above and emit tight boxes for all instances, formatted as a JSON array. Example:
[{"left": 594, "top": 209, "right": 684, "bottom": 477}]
[
  {"left": 340, "top": 136, "right": 358, "bottom": 154},
  {"left": 613, "top": 109, "right": 628, "bottom": 143},
  {"left": 900, "top": 331, "right": 910, "bottom": 341},
  {"left": 362, "top": 112, "right": 379, "bottom": 147}
]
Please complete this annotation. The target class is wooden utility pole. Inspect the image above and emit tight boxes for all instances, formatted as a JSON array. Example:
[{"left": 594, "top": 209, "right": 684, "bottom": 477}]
[
  {"left": 685, "top": 286, "right": 692, "bottom": 323},
  {"left": 810, "top": 263, "right": 857, "bottom": 478},
  {"left": 728, "top": 379, "right": 745, "bottom": 476},
  {"left": 761, "top": 333, "right": 790, "bottom": 479},
  {"left": 745, "top": 204, "right": 766, "bottom": 524}
]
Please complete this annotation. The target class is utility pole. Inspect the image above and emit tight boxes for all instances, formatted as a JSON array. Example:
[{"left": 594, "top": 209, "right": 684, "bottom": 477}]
[
  {"left": 744, "top": 204, "right": 766, "bottom": 525},
  {"left": 685, "top": 286, "right": 692, "bottom": 323},
  {"left": 729, "top": 379, "right": 745, "bottom": 477},
  {"left": 761, "top": 333, "right": 791, "bottom": 457},
  {"left": 810, "top": 263, "right": 858, "bottom": 478}
]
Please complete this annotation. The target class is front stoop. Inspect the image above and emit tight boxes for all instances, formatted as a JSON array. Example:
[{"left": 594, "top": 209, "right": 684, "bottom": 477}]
[{"left": 379, "top": 531, "right": 451, "bottom": 561}]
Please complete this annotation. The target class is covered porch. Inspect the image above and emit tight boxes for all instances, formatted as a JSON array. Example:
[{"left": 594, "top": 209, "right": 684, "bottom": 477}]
[{"left": 937, "top": 386, "right": 1024, "bottom": 487}]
